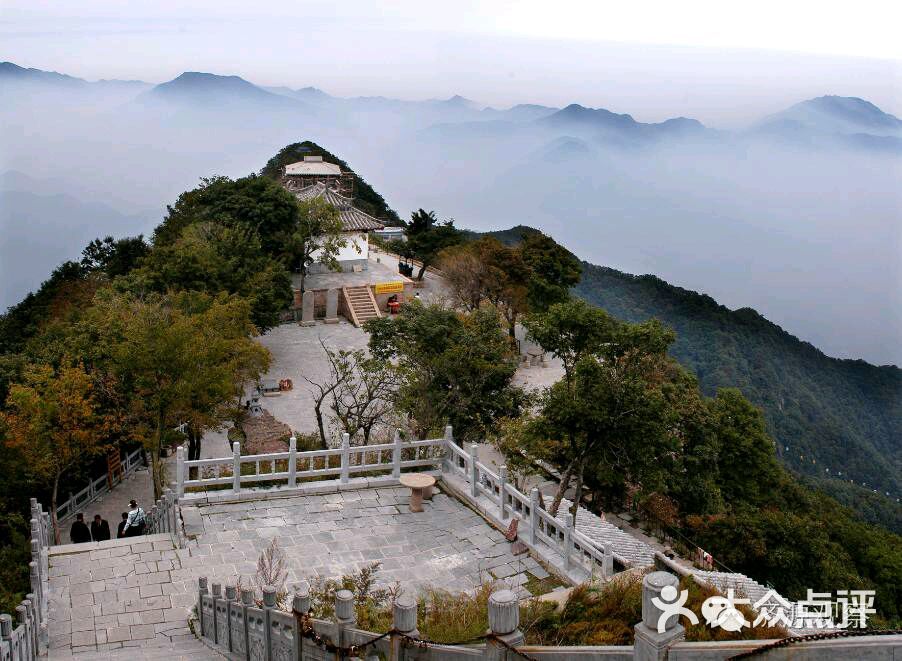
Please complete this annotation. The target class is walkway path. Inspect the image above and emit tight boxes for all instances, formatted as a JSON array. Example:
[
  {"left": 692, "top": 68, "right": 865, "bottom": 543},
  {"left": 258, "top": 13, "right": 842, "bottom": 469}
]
[
  {"left": 59, "top": 465, "right": 155, "bottom": 546},
  {"left": 47, "top": 534, "right": 221, "bottom": 660}
]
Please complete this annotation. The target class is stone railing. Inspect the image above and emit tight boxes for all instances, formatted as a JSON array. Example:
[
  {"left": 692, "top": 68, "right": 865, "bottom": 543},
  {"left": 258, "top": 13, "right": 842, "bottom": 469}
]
[
  {"left": 195, "top": 575, "right": 595, "bottom": 660},
  {"left": 145, "top": 487, "right": 181, "bottom": 544},
  {"left": 54, "top": 447, "right": 145, "bottom": 524},
  {"left": 1, "top": 499, "right": 50, "bottom": 661},
  {"left": 195, "top": 571, "right": 902, "bottom": 661},
  {"left": 443, "top": 439, "right": 620, "bottom": 581},
  {"left": 176, "top": 429, "right": 448, "bottom": 497},
  {"left": 176, "top": 428, "right": 620, "bottom": 582}
]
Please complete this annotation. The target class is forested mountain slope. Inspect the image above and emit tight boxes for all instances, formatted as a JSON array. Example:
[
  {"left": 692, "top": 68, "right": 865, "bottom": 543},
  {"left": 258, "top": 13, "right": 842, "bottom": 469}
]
[{"left": 482, "top": 226, "right": 902, "bottom": 531}]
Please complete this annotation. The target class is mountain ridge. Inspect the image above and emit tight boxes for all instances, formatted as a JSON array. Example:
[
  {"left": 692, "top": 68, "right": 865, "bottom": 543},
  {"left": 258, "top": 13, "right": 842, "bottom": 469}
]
[{"left": 475, "top": 225, "right": 901, "bottom": 530}]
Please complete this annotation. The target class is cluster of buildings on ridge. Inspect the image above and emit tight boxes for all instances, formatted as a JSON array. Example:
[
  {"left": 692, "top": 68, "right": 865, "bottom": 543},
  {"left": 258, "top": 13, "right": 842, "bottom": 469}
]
[{"left": 280, "top": 154, "right": 406, "bottom": 273}]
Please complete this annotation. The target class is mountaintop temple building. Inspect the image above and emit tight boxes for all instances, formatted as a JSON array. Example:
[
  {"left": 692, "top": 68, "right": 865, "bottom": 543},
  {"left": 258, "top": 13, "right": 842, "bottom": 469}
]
[{"left": 282, "top": 157, "right": 384, "bottom": 273}]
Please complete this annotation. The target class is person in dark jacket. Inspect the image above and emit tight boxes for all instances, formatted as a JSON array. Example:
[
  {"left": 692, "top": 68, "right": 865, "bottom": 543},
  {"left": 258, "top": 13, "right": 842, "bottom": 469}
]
[
  {"left": 69, "top": 513, "right": 91, "bottom": 544},
  {"left": 116, "top": 512, "right": 128, "bottom": 538},
  {"left": 91, "top": 515, "right": 111, "bottom": 542}
]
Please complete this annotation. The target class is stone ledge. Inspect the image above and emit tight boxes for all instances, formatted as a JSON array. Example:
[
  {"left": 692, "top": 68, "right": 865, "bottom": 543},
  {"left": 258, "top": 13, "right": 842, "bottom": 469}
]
[
  {"left": 50, "top": 534, "right": 176, "bottom": 557},
  {"left": 179, "top": 471, "right": 441, "bottom": 507}
]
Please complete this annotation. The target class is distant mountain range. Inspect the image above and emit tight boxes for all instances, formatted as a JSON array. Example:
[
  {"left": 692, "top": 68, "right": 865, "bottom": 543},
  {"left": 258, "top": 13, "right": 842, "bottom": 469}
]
[
  {"left": 3, "top": 60, "right": 900, "bottom": 152},
  {"left": 138, "top": 71, "right": 303, "bottom": 111}
]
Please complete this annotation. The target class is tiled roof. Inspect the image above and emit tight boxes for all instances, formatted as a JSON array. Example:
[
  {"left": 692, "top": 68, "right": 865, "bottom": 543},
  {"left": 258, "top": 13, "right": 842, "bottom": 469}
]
[
  {"left": 292, "top": 183, "right": 385, "bottom": 232},
  {"left": 284, "top": 160, "right": 342, "bottom": 176}
]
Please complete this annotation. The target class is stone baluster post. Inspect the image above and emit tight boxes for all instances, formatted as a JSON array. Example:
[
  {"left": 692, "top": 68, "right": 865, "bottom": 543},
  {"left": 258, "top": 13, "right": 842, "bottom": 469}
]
[
  {"left": 164, "top": 488, "right": 177, "bottom": 534},
  {"left": 28, "top": 561, "right": 41, "bottom": 618},
  {"left": 391, "top": 592, "right": 418, "bottom": 659},
  {"left": 528, "top": 488, "right": 540, "bottom": 546},
  {"left": 633, "top": 571, "right": 685, "bottom": 661},
  {"left": 224, "top": 585, "right": 237, "bottom": 652},
  {"left": 603, "top": 542, "right": 614, "bottom": 580},
  {"left": 24, "top": 598, "right": 38, "bottom": 657},
  {"left": 232, "top": 442, "right": 241, "bottom": 493},
  {"left": 16, "top": 604, "right": 31, "bottom": 661},
  {"left": 292, "top": 583, "right": 310, "bottom": 660},
  {"left": 150, "top": 504, "right": 159, "bottom": 534},
  {"left": 340, "top": 433, "right": 350, "bottom": 484},
  {"left": 241, "top": 587, "right": 255, "bottom": 655},
  {"left": 562, "top": 513, "right": 573, "bottom": 571},
  {"left": 334, "top": 589, "right": 356, "bottom": 651},
  {"left": 0, "top": 614, "right": 12, "bottom": 656},
  {"left": 442, "top": 425, "right": 454, "bottom": 473},
  {"left": 211, "top": 583, "right": 222, "bottom": 646},
  {"left": 197, "top": 577, "right": 209, "bottom": 637},
  {"left": 469, "top": 444, "right": 479, "bottom": 498},
  {"left": 392, "top": 429, "right": 402, "bottom": 478},
  {"left": 162, "top": 492, "right": 171, "bottom": 533},
  {"left": 176, "top": 445, "right": 186, "bottom": 497},
  {"left": 498, "top": 465, "right": 508, "bottom": 520},
  {"left": 485, "top": 589, "right": 523, "bottom": 660},
  {"left": 29, "top": 518, "right": 40, "bottom": 555},
  {"left": 288, "top": 436, "right": 297, "bottom": 488},
  {"left": 262, "top": 586, "right": 276, "bottom": 661}
]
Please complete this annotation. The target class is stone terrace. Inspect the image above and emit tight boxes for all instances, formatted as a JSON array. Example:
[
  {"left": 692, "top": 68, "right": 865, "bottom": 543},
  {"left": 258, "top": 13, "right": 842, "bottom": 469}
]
[
  {"left": 181, "top": 485, "right": 550, "bottom": 596},
  {"left": 46, "top": 534, "right": 220, "bottom": 660}
]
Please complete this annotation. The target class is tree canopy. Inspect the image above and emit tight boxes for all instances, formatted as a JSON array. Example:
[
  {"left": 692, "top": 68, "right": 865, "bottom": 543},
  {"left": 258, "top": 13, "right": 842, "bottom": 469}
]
[{"left": 366, "top": 303, "right": 525, "bottom": 442}]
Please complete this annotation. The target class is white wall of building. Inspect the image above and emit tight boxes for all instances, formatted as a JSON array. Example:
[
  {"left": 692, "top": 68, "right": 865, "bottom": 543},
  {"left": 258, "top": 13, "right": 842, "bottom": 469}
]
[{"left": 310, "top": 231, "right": 368, "bottom": 267}]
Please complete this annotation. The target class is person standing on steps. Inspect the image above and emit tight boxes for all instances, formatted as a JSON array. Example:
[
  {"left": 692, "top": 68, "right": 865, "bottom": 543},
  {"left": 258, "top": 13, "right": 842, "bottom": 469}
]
[
  {"left": 116, "top": 512, "right": 128, "bottom": 538},
  {"left": 91, "top": 514, "right": 110, "bottom": 541},
  {"left": 124, "top": 499, "right": 146, "bottom": 537},
  {"left": 69, "top": 513, "right": 91, "bottom": 544}
]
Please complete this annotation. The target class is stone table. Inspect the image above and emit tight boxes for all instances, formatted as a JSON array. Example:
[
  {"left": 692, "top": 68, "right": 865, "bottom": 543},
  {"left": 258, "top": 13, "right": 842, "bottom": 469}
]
[{"left": 398, "top": 474, "right": 436, "bottom": 512}]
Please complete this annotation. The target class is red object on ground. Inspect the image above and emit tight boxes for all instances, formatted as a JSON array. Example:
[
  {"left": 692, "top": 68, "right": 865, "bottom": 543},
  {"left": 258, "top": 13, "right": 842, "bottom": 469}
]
[{"left": 388, "top": 301, "right": 401, "bottom": 314}]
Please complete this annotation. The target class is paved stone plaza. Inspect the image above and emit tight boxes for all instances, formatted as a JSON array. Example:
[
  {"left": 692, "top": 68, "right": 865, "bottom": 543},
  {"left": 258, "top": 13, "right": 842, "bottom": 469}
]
[{"left": 184, "top": 485, "right": 550, "bottom": 595}]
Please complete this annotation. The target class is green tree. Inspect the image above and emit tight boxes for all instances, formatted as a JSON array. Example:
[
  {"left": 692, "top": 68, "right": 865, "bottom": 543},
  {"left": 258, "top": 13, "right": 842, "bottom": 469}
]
[
  {"left": 2, "top": 363, "right": 117, "bottom": 542},
  {"left": 284, "top": 197, "right": 346, "bottom": 292},
  {"left": 439, "top": 232, "right": 582, "bottom": 337},
  {"left": 80, "top": 235, "right": 150, "bottom": 278},
  {"left": 502, "top": 319, "right": 677, "bottom": 519},
  {"left": 152, "top": 175, "right": 300, "bottom": 257},
  {"left": 130, "top": 222, "right": 292, "bottom": 331},
  {"left": 85, "top": 291, "right": 270, "bottom": 494},
  {"left": 392, "top": 209, "right": 463, "bottom": 281},
  {"left": 366, "top": 303, "right": 525, "bottom": 442},
  {"left": 522, "top": 298, "right": 620, "bottom": 382},
  {"left": 519, "top": 231, "right": 582, "bottom": 309}
]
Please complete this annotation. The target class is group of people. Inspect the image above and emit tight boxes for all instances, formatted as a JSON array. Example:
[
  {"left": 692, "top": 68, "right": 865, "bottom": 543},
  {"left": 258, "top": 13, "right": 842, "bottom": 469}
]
[{"left": 68, "top": 499, "right": 146, "bottom": 544}]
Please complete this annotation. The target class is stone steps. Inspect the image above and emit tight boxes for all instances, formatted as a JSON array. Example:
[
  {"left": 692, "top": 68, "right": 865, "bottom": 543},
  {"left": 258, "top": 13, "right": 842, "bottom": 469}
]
[
  {"left": 46, "top": 533, "right": 224, "bottom": 660},
  {"left": 343, "top": 285, "right": 380, "bottom": 327},
  {"left": 555, "top": 499, "right": 657, "bottom": 568}
]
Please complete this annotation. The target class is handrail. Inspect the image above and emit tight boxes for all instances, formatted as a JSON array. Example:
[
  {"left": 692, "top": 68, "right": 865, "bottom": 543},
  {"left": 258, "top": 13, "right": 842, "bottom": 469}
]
[
  {"left": 55, "top": 448, "right": 145, "bottom": 523},
  {"left": 178, "top": 430, "right": 449, "bottom": 496}
]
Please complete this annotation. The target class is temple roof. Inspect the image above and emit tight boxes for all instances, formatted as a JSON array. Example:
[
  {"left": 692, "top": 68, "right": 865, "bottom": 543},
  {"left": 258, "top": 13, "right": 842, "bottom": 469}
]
[
  {"left": 284, "top": 160, "right": 342, "bottom": 177},
  {"left": 292, "top": 182, "right": 385, "bottom": 232}
]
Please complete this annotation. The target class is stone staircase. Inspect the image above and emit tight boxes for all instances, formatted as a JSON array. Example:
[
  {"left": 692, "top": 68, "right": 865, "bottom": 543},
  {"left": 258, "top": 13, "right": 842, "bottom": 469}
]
[
  {"left": 556, "top": 498, "right": 657, "bottom": 568},
  {"left": 342, "top": 285, "right": 381, "bottom": 326},
  {"left": 46, "top": 533, "right": 222, "bottom": 660},
  {"left": 553, "top": 499, "right": 816, "bottom": 635}
]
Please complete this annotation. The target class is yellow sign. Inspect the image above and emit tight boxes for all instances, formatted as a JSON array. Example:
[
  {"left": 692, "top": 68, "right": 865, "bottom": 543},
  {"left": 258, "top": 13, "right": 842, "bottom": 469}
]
[{"left": 374, "top": 281, "right": 405, "bottom": 294}]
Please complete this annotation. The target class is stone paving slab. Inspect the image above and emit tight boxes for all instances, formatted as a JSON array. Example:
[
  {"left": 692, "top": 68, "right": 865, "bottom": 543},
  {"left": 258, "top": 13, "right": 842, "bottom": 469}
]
[
  {"left": 47, "top": 534, "right": 223, "bottom": 660},
  {"left": 184, "top": 485, "right": 545, "bottom": 595}
]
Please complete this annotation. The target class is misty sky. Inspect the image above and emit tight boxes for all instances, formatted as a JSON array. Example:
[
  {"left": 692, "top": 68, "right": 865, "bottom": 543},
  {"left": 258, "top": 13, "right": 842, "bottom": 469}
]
[
  {"left": 2, "top": 1, "right": 901, "bottom": 365},
  {"left": 3, "top": 0, "right": 901, "bottom": 127}
]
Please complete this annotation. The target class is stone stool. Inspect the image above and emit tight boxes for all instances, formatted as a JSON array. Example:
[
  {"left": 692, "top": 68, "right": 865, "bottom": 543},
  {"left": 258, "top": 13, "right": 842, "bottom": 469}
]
[{"left": 398, "top": 474, "right": 436, "bottom": 512}]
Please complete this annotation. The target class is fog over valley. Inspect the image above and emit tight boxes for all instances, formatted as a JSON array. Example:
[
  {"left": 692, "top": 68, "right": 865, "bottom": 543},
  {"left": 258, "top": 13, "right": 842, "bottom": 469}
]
[{"left": 1, "top": 62, "right": 900, "bottom": 365}]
